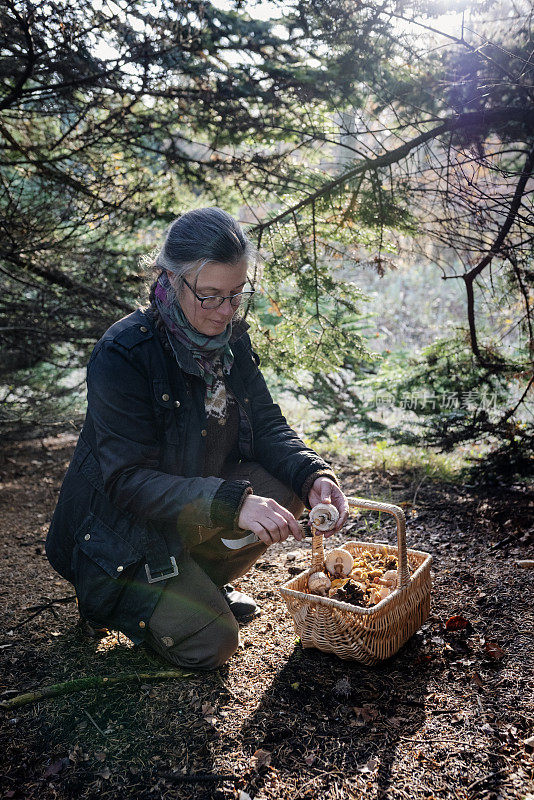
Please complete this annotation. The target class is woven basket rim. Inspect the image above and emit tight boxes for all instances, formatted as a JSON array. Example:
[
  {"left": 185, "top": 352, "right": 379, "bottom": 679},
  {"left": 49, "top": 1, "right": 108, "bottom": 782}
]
[{"left": 279, "top": 540, "right": 432, "bottom": 616}]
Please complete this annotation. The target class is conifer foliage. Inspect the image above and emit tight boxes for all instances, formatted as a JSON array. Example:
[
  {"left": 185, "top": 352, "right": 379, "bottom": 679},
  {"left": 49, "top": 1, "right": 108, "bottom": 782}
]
[{"left": 1, "top": 1, "right": 532, "bottom": 473}]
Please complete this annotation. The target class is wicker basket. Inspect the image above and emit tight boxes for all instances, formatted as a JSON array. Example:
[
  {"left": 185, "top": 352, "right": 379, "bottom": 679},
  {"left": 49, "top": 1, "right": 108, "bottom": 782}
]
[{"left": 279, "top": 497, "right": 432, "bottom": 664}]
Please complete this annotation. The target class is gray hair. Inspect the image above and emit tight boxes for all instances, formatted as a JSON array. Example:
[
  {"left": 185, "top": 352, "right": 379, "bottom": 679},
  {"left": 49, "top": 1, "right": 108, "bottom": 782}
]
[{"left": 154, "top": 207, "right": 258, "bottom": 290}]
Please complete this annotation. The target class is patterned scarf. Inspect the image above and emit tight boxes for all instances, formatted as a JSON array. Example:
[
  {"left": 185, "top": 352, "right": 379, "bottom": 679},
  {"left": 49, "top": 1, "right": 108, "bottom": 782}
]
[{"left": 154, "top": 271, "right": 234, "bottom": 406}]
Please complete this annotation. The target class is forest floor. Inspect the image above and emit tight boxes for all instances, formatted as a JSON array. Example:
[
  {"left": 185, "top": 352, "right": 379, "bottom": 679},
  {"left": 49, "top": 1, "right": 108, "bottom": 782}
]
[{"left": 0, "top": 433, "right": 533, "bottom": 800}]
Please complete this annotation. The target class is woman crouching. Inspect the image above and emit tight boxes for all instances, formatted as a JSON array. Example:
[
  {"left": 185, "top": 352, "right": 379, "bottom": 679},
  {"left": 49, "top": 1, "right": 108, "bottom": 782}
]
[{"left": 46, "top": 207, "right": 348, "bottom": 669}]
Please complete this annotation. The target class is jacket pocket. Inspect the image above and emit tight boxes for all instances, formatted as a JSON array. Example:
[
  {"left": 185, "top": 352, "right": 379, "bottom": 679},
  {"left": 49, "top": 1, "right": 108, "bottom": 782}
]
[
  {"left": 152, "top": 378, "right": 186, "bottom": 445},
  {"left": 72, "top": 512, "right": 143, "bottom": 625}
]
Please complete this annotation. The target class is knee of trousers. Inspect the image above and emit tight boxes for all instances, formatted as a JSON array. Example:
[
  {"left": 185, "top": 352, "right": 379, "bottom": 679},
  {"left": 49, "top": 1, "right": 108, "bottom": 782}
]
[{"left": 154, "top": 612, "right": 240, "bottom": 671}]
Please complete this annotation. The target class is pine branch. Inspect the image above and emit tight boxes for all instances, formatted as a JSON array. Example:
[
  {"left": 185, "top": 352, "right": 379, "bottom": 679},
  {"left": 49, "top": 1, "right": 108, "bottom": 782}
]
[{"left": 254, "top": 108, "right": 534, "bottom": 233}]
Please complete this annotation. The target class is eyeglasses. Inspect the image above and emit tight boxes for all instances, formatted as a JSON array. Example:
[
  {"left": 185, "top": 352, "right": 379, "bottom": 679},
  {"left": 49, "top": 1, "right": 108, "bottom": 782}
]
[{"left": 182, "top": 277, "right": 255, "bottom": 310}]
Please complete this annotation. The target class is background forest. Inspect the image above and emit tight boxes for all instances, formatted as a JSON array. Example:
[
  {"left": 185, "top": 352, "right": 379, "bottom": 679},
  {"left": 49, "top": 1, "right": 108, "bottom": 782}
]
[
  {"left": 1, "top": 0, "right": 533, "bottom": 480},
  {"left": 1, "top": 6, "right": 533, "bottom": 800}
]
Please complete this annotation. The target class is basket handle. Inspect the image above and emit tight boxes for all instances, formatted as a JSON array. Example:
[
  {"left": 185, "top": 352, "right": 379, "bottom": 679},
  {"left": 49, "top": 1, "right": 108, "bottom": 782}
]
[
  {"left": 311, "top": 496, "right": 410, "bottom": 589},
  {"left": 311, "top": 528, "right": 325, "bottom": 572}
]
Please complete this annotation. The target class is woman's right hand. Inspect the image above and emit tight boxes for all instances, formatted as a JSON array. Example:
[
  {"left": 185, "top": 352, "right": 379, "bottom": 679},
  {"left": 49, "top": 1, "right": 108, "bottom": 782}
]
[{"left": 238, "top": 494, "right": 303, "bottom": 545}]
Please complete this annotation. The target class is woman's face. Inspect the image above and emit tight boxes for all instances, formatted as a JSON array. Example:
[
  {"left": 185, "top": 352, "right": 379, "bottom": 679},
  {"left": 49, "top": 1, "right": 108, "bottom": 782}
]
[{"left": 172, "top": 259, "right": 249, "bottom": 337}]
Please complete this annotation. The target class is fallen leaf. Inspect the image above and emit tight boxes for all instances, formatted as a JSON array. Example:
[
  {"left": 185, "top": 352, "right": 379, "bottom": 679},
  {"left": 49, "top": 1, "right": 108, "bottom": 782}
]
[
  {"left": 445, "top": 615, "right": 470, "bottom": 631},
  {"left": 304, "top": 754, "right": 315, "bottom": 766},
  {"left": 95, "top": 751, "right": 106, "bottom": 762},
  {"left": 98, "top": 766, "right": 111, "bottom": 779},
  {"left": 290, "top": 682, "right": 300, "bottom": 690},
  {"left": 252, "top": 748, "right": 272, "bottom": 770},
  {"left": 69, "top": 744, "right": 83, "bottom": 762},
  {"left": 415, "top": 653, "right": 433, "bottom": 664},
  {"left": 471, "top": 672, "right": 484, "bottom": 688},
  {"left": 44, "top": 757, "right": 69, "bottom": 778},
  {"left": 201, "top": 702, "right": 218, "bottom": 725},
  {"left": 353, "top": 705, "right": 378, "bottom": 722},
  {"left": 485, "top": 641, "right": 505, "bottom": 660}
]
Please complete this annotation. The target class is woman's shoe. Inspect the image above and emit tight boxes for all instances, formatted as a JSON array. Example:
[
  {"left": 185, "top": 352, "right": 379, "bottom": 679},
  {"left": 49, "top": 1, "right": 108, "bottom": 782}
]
[
  {"left": 78, "top": 613, "right": 109, "bottom": 639},
  {"left": 221, "top": 585, "right": 259, "bottom": 623}
]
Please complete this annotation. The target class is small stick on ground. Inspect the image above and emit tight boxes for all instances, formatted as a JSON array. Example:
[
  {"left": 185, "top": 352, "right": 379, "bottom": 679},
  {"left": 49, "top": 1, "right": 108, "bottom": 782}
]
[
  {"left": 467, "top": 767, "right": 507, "bottom": 797},
  {"left": 412, "top": 475, "right": 427, "bottom": 507},
  {"left": 10, "top": 595, "right": 77, "bottom": 631},
  {"left": 82, "top": 708, "right": 108, "bottom": 737},
  {"left": 0, "top": 670, "right": 194, "bottom": 710},
  {"left": 159, "top": 772, "right": 236, "bottom": 784}
]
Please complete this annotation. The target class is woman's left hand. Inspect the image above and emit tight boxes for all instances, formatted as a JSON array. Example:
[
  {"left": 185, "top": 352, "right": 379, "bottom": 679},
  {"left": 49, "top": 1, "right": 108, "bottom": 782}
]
[{"left": 308, "top": 477, "right": 349, "bottom": 537}]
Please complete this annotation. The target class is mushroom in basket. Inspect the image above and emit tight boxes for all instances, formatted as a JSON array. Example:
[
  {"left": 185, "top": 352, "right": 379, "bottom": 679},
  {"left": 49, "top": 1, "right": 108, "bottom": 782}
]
[{"left": 307, "top": 572, "right": 332, "bottom": 597}]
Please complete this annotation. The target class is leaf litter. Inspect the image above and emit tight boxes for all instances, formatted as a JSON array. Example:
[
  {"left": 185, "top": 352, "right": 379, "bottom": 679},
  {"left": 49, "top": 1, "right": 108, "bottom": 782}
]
[{"left": 0, "top": 435, "right": 533, "bottom": 800}]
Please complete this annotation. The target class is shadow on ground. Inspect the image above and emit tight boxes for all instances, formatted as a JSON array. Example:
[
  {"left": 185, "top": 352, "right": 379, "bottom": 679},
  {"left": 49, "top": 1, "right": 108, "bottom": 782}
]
[{"left": 238, "top": 638, "right": 431, "bottom": 800}]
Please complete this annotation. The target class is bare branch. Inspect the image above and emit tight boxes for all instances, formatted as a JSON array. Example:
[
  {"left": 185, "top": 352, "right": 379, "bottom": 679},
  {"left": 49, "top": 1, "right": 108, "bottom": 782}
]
[{"left": 254, "top": 108, "right": 534, "bottom": 234}]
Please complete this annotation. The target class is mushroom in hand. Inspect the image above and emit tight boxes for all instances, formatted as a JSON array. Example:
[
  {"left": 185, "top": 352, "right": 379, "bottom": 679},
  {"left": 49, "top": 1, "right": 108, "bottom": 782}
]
[{"left": 309, "top": 503, "right": 340, "bottom": 532}]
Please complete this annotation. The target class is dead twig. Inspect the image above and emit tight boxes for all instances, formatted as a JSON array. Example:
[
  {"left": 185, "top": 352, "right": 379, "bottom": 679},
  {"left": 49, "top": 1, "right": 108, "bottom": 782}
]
[
  {"left": 467, "top": 767, "right": 507, "bottom": 797},
  {"left": 490, "top": 532, "right": 522, "bottom": 551},
  {"left": 9, "top": 594, "right": 76, "bottom": 631},
  {"left": 159, "top": 772, "right": 236, "bottom": 783},
  {"left": 82, "top": 708, "right": 108, "bottom": 737},
  {"left": 412, "top": 475, "right": 427, "bottom": 507},
  {"left": 0, "top": 670, "right": 194, "bottom": 710}
]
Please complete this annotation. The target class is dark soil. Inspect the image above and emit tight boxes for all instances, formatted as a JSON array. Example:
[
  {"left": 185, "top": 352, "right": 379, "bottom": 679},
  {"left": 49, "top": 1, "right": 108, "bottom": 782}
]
[{"left": 0, "top": 434, "right": 533, "bottom": 800}]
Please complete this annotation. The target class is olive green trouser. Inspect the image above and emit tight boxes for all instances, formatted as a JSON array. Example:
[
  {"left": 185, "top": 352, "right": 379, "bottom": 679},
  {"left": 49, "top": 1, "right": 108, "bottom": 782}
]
[{"left": 144, "top": 462, "right": 304, "bottom": 670}]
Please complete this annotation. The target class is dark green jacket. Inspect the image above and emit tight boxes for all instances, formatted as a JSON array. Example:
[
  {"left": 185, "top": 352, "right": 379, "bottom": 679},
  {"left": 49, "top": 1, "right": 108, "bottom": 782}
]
[{"left": 46, "top": 309, "right": 333, "bottom": 642}]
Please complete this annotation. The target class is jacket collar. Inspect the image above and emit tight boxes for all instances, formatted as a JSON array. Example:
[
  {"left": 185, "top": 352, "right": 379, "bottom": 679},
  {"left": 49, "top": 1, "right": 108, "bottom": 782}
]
[
  {"left": 143, "top": 310, "right": 250, "bottom": 378},
  {"left": 229, "top": 316, "right": 250, "bottom": 343}
]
